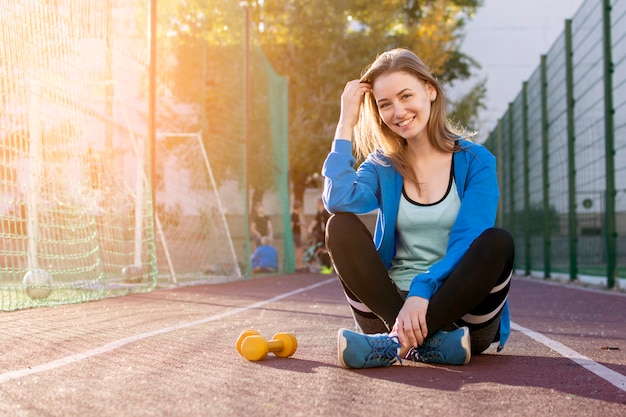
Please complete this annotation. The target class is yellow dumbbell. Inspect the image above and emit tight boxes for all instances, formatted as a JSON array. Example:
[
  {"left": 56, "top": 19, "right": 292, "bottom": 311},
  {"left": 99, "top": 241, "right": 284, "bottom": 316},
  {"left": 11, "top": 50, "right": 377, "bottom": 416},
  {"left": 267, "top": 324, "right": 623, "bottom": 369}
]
[
  {"left": 236, "top": 329, "right": 261, "bottom": 355},
  {"left": 236, "top": 329, "right": 298, "bottom": 361}
]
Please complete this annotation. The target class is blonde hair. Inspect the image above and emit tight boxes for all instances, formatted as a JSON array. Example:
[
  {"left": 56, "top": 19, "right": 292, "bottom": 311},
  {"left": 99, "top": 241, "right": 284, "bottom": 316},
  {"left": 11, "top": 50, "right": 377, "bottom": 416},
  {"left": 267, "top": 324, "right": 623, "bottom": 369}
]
[{"left": 354, "top": 48, "right": 466, "bottom": 185}]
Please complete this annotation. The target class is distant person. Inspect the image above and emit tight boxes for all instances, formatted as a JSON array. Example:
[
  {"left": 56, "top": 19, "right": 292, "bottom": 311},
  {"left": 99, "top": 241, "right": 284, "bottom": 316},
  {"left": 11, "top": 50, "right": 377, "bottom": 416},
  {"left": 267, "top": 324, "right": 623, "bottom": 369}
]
[
  {"left": 308, "top": 198, "right": 330, "bottom": 247},
  {"left": 250, "top": 201, "right": 273, "bottom": 249},
  {"left": 252, "top": 236, "right": 278, "bottom": 273},
  {"left": 308, "top": 197, "right": 332, "bottom": 274},
  {"left": 291, "top": 200, "right": 306, "bottom": 272},
  {"left": 322, "top": 48, "right": 515, "bottom": 369}
]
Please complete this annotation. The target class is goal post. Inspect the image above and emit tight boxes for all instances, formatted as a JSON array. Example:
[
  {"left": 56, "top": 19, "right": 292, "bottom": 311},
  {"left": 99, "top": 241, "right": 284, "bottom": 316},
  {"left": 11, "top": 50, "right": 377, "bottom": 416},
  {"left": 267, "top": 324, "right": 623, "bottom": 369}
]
[{"left": 154, "top": 132, "right": 242, "bottom": 285}]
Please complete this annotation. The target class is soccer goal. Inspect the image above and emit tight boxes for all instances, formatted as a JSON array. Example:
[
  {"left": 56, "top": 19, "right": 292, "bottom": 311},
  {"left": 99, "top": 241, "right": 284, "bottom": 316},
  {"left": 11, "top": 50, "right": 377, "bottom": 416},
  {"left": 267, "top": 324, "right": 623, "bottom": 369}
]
[
  {"left": 154, "top": 133, "right": 243, "bottom": 285},
  {"left": 0, "top": 0, "right": 158, "bottom": 311},
  {"left": 0, "top": 1, "right": 286, "bottom": 310}
]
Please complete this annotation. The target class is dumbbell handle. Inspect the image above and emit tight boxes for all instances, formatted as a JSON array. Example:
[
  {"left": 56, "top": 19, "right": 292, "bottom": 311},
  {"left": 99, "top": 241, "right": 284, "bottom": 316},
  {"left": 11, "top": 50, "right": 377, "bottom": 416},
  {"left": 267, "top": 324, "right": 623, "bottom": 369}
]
[{"left": 266, "top": 339, "right": 285, "bottom": 352}]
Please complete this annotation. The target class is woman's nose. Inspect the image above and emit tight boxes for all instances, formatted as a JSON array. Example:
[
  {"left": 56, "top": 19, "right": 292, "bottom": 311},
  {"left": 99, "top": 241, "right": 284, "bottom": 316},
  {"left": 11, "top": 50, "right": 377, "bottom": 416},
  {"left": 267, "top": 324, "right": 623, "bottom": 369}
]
[{"left": 394, "top": 103, "right": 407, "bottom": 118}]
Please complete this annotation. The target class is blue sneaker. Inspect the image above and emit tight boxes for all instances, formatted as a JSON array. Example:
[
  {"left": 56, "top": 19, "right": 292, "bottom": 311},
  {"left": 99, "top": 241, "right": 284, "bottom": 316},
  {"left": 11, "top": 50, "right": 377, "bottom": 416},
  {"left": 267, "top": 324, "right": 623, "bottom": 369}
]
[
  {"left": 404, "top": 326, "right": 471, "bottom": 365},
  {"left": 337, "top": 329, "right": 401, "bottom": 369}
]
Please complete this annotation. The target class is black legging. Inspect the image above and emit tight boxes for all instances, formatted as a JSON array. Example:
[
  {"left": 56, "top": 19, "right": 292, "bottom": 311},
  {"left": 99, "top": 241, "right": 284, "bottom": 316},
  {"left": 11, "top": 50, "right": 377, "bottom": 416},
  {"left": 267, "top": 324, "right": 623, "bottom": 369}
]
[{"left": 325, "top": 212, "right": 514, "bottom": 338}]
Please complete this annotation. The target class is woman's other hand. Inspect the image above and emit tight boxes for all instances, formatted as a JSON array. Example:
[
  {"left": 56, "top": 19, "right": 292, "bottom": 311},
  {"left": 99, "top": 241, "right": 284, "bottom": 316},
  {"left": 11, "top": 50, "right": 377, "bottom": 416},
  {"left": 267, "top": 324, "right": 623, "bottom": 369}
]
[{"left": 393, "top": 296, "right": 429, "bottom": 348}]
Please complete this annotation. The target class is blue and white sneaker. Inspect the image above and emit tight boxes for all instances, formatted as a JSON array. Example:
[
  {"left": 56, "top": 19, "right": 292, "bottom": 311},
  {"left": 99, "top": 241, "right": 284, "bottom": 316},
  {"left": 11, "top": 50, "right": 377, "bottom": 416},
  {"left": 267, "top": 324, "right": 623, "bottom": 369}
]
[
  {"left": 337, "top": 328, "right": 401, "bottom": 369},
  {"left": 404, "top": 326, "right": 471, "bottom": 365}
]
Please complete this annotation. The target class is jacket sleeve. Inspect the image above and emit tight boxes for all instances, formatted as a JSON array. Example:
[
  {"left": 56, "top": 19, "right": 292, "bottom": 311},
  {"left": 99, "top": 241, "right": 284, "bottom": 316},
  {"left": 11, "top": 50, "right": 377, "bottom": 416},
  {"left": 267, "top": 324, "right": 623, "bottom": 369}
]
[
  {"left": 408, "top": 145, "right": 499, "bottom": 299},
  {"left": 321, "top": 139, "right": 381, "bottom": 214}
]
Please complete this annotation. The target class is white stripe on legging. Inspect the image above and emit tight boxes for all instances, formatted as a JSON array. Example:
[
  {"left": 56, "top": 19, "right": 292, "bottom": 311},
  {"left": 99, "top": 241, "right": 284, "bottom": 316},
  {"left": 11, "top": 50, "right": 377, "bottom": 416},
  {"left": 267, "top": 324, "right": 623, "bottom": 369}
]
[
  {"left": 461, "top": 273, "right": 511, "bottom": 324},
  {"left": 344, "top": 292, "right": 373, "bottom": 313},
  {"left": 490, "top": 271, "right": 512, "bottom": 294},
  {"left": 461, "top": 296, "right": 507, "bottom": 324},
  {"left": 345, "top": 271, "right": 511, "bottom": 319}
]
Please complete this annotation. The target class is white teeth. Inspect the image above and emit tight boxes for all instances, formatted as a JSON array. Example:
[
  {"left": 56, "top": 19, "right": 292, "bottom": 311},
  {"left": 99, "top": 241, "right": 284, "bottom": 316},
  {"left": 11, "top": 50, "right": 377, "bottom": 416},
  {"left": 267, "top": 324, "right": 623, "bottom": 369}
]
[{"left": 398, "top": 117, "right": 414, "bottom": 127}]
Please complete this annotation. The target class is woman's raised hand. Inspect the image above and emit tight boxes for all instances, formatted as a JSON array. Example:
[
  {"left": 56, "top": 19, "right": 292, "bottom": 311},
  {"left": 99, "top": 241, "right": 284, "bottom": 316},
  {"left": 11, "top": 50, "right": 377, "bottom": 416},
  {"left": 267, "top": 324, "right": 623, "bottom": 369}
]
[{"left": 334, "top": 80, "right": 371, "bottom": 140}]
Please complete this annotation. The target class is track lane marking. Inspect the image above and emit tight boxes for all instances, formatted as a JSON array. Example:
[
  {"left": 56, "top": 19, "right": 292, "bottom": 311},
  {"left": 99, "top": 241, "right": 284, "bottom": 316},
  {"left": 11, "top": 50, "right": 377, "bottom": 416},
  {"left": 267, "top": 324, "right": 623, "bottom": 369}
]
[
  {"left": 3, "top": 278, "right": 624, "bottom": 393},
  {"left": 512, "top": 321, "right": 626, "bottom": 392},
  {"left": 0, "top": 278, "right": 336, "bottom": 384}
]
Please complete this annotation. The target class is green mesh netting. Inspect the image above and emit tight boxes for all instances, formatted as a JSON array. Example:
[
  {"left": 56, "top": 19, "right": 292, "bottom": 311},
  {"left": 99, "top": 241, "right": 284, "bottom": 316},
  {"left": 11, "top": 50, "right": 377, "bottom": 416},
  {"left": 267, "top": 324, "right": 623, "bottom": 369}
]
[
  {"left": 0, "top": 0, "right": 156, "bottom": 310},
  {"left": 0, "top": 0, "right": 292, "bottom": 310},
  {"left": 155, "top": 2, "right": 292, "bottom": 284}
]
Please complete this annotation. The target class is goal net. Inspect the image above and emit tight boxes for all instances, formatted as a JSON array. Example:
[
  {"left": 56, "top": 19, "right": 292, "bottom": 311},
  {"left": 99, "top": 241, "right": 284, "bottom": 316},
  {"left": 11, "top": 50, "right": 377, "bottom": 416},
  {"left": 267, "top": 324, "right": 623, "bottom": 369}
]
[
  {"left": 0, "top": 1, "right": 292, "bottom": 310},
  {"left": 155, "top": 133, "right": 242, "bottom": 285},
  {"left": 0, "top": 0, "right": 156, "bottom": 310},
  {"left": 154, "top": 0, "right": 293, "bottom": 280}
]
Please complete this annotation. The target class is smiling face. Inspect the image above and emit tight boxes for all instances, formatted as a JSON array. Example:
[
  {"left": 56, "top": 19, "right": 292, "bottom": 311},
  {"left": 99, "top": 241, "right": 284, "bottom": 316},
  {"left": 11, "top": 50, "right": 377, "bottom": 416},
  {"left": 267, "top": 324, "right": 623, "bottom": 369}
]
[{"left": 372, "top": 71, "right": 436, "bottom": 143}]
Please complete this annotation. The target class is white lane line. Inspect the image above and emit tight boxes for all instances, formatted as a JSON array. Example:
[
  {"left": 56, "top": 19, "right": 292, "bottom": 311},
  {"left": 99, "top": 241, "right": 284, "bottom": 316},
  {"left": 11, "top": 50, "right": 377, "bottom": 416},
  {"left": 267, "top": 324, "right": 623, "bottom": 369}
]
[
  {"left": 511, "top": 321, "right": 626, "bottom": 392},
  {"left": 0, "top": 278, "right": 336, "bottom": 384}
]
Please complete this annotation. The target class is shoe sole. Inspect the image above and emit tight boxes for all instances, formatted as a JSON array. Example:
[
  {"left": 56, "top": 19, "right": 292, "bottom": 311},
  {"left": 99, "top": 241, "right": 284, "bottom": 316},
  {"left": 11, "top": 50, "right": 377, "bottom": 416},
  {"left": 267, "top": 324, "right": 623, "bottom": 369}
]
[
  {"left": 337, "top": 329, "right": 350, "bottom": 368},
  {"left": 459, "top": 326, "right": 471, "bottom": 365}
]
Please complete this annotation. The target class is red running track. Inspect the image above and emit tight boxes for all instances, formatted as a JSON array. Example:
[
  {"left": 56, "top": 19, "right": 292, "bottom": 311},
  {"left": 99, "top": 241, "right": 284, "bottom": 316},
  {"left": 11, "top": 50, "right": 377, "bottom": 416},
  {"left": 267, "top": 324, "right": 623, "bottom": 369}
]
[{"left": 0, "top": 273, "right": 624, "bottom": 416}]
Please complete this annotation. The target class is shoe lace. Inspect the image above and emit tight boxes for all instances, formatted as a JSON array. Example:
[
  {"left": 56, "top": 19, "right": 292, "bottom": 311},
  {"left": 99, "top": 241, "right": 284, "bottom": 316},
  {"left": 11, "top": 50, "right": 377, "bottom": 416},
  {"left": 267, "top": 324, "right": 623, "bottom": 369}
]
[
  {"left": 405, "top": 347, "right": 443, "bottom": 362},
  {"left": 403, "top": 347, "right": 423, "bottom": 362},
  {"left": 403, "top": 334, "right": 446, "bottom": 363},
  {"left": 367, "top": 336, "right": 401, "bottom": 364}
]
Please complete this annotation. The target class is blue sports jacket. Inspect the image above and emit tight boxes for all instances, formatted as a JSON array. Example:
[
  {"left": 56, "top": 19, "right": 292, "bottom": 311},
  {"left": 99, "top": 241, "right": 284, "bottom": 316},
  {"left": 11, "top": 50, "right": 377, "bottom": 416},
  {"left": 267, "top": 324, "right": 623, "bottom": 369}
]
[{"left": 322, "top": 138, "right": 511, "bottom": 347}]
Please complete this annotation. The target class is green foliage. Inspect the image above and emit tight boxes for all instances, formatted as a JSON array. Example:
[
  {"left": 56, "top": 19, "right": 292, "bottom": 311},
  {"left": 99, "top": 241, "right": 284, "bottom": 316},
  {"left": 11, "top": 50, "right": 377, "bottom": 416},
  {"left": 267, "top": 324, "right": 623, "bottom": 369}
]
[
  {"left": 156, "top": 0, "right": 485, "bottom": 200},
  {"left": 449, "top": 78, "right": 487, "bottom": 134}
]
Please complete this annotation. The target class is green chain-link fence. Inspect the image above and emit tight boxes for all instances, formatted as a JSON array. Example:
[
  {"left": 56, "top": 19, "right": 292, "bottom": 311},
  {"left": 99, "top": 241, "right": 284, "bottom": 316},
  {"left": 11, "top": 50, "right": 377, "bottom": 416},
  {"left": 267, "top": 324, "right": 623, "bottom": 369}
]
[{"left": 484, "top": 0, "right": 626, "bottom": 288}]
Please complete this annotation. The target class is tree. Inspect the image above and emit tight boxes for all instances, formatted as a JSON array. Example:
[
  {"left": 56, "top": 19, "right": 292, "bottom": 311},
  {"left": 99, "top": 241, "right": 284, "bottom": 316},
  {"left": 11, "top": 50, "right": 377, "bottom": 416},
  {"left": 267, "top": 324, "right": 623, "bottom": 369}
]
[
  {"left": 155, "top": 0, "right": 485, "bottom": 203},
  {"left": 449, "top": 78, "right": 487, "bottom": 134},
  {"left": 154, "top": 0, "right": 290, "bottom": 204},
  {"left": 253, "top": 0, "right": 484, "bottom": 202}
]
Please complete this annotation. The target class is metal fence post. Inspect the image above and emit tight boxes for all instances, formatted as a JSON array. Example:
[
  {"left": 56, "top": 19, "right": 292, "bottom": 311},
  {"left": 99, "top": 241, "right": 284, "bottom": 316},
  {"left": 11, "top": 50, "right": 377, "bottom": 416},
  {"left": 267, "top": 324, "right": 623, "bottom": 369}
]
[
  {"left": 565, "top": 19, "right": 578, "bottom": 282},
  {"left": 540, "top": 55, "right": 551, "bottom": 278},
  {"left": 522, "top": 82, "right": 531, "bottom": 275},
  {"left": 602, "top": 0, "right": 617, "bottom": 289},
  {"left": 508, "top": 103, "right": 517, "bottom": 270},
  {"left": 496, "top": 120, "right": 504, "bottom": 230}
]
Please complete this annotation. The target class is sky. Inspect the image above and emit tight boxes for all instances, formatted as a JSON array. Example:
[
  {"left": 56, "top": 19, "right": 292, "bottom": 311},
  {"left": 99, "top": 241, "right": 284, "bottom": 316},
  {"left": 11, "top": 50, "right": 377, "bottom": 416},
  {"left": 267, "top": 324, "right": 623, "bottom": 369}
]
[{"left": 450, "top": 0, "right": 586, "bottom": 141}]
